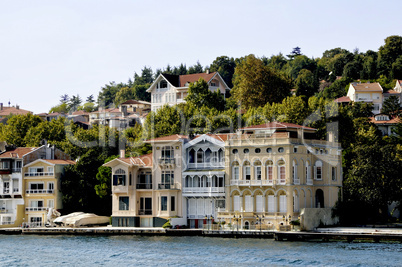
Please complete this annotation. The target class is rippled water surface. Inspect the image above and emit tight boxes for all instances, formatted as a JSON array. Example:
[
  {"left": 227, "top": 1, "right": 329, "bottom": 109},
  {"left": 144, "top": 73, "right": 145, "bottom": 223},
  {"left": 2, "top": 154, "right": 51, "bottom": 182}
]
[{"left": 0, "top": 235, "right": 402, "bottom": 266}]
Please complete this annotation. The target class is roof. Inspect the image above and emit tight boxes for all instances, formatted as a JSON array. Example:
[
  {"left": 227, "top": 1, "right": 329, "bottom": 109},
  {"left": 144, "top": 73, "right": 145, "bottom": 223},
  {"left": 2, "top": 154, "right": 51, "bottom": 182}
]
[
  {"left": 146, "top": 134, "right": 188, "bottom": 142},
  {"left": 370, "top": 116, "right": 400, "bottom": 124},
  {"left": 71, "top": 110, "right": 90, "bottom": 116},
  {"left": 384, "top": 90, "right": 400, "bottom": 95},
  {"left": 205, "top": 133, "right": 232, "bottom": 142},
  {"left": 0, "top": 147, "right": 38, "bottom": 159},
  {"left": 334, "top": 96, "right": 351, "bottom": 103},
  {"left": 104, "top": 153, "right": 153, "bottom": 168},
  {"left": 161, "top": 72, "right": 218, "bottom": 87},
  {"left": 0, "top": 106, "right": 32, "bottom": 116},
  {"left": 25, "top": 159, "right": 76, "bottom": 166},
  {"left": 121, "top": 100, "right": 151, "bottom": 105},
  {"left": 350, "top": 82, "right": 383, "bottom": 92},
  {"left": 239, "top": 122, "right": 316, "bottom": 131},
  {"left": 90, "top": 108, "right": 121, "bottom": 114}
]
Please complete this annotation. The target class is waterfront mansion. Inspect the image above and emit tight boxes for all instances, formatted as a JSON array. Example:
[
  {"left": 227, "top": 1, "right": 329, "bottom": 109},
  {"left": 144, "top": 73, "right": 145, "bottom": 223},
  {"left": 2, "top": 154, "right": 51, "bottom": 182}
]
[{"left": 104, "top": 122, "right": 342, "bottom": 230}]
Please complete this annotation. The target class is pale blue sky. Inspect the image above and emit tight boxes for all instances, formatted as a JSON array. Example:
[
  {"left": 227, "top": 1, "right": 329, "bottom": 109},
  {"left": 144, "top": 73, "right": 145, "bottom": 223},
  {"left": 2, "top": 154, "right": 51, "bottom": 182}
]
[{"left": 0, "top": 0, "right": 401, "bottom": 114}]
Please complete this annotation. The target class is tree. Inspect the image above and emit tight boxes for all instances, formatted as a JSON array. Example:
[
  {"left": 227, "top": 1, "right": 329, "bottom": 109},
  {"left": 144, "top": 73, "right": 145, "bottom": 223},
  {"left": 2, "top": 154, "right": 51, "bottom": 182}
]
[
  {"left": 49, "top": 103, "right": 69, "bottom": 114},
  {"left": 95, "top": 155, "right": 118, "bottom": 198},
  {"left": 60, "top": 94, "right": 69, "bottom": 104},
  {"left": 342, "top": 61, "right": 361, "bottom": 79},
  {"left": 114, "top": 87, "right": 135, "bottom": 107},
  {"left": 209, "top": 56, "right": 236, "bottom": 88},
  {"left": 382, "top": 95, "right": 401, "bottom": 115},
  {"left": 360, "top": 55, "right": 377, "bottom": 79},
  {"left": 68, "top": 95, "right": 82, "bottom": 111},
  {"left": 391, "top": 55, "right": 402, "bottom": 79},
  {"left": 231, "top": 54, "right": 291, "bottom": 109},
  {"left": 377, "top": 35, "right": 402, "bottom": 76},
  {"left": 86, "top": 95, "right": 95, "bottom": 103},
  {"left": 0, "top": 114, "right": 43, "bottom": 146},
  {"left": 97, "top": 81, "right": 124, "bottom": 108},
  {"left": 185, "top": 78, "right": 224, "bottom": 110},
  {"left": 295, "top": 69, "right": 318, "bottom": 98},
  {"left": 188, "top": 61, "right": 204, "bottom": 74},
  {"left": 287, "top": 46, "right": 302, "bottom": 59},
  {"left": 283, "top": 55, "right": 317, "bottom": 80},
  {"left": 144, "top": 105, "right": 183, "bottom": 139}
]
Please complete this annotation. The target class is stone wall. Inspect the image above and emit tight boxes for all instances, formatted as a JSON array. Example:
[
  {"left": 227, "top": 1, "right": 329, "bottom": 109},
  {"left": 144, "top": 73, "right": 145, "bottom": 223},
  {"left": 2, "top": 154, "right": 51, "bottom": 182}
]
[{"left": 300, "top": 208, "right": 338, "bottom": 231}]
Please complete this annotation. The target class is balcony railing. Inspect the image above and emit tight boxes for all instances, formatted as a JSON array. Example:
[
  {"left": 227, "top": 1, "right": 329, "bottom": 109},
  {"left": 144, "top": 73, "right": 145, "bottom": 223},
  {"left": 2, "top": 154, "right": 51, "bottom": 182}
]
[
  {"left": 136, "top": 184, "right": 152, "bottom": 189},
  {"left": 187, "top": 162, "right": 225, "bottom": 169},
  {"left": 158, "top": 158, "right": 175, "bottom": 165},
  {"left": 25, "top": 207, "right": 47, "bottom": 211},
  {"left": 12, "top": 168, "right": 21, "bottom": 173},
  {"left": 182, "top": 187, "right": 225, "bottom": 194},
  {"left": 0, "top": 208, "right": 8, "bottom": 213},
  {"left": 158, "top": 183, "right": 179, "bottom": 190},
  {"left": 25, "top": 189, "right": 54, "bottom": 194},
  {"left": 13, "top": 188, "right": 20, "bottom": 193},
  {"left": 25, "top": 172, "right": 54, "bottom": 177},
  {"left": 1, "top": 221, "right": 13, "bottom": 225},
  {"left": 230, "top": 180, "right": 274, "bottom": 186},
  {"left": 138, "top": 209, "right": 152, "bottom": 215},
  {"left": 293, "top": 178, "right": 300, "bottom": 185}
]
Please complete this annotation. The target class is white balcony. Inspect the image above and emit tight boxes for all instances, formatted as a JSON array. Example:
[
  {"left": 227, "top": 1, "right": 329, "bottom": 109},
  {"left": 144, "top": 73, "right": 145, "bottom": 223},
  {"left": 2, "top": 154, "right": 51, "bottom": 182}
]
[
  {"left": 182, "top": 187, "right": 225, "bottom": 194},
  {"left": 187, "top": 162, "right": 225, "bottom": 169},
  {"left": 112, "top": 185, "right": 128, "bottom": 193},
  {"left": 26, "top": 189, "right": 54, "bottom": 194},
  {"left": 25, "top": 207, "right": 47, "bottom": 212},
  {"left": 24, "top": 172, "right": 54, "bottom": 177},
  {"left": 230, "top": 180, "right": 274, "bottom": 186},
  {"left": 307, "top": 179, "right": 313, "bottom": 185}
]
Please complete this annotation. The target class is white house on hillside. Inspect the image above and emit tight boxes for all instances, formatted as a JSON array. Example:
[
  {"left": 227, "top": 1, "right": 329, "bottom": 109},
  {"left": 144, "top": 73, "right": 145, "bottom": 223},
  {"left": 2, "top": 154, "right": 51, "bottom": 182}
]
[
  {"left": 146, "top": 72, "right": 230, "bottom": 112},
  {"left": 346, "top": 82, "right": 383, "bottom": 114}
]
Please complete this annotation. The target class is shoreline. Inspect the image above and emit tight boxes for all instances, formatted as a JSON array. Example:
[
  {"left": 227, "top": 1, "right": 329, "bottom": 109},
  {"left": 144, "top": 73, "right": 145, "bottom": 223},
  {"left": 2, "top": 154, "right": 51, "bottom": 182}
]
[{"left": 1, "top": 226, "right": 402, "bottom": 243}]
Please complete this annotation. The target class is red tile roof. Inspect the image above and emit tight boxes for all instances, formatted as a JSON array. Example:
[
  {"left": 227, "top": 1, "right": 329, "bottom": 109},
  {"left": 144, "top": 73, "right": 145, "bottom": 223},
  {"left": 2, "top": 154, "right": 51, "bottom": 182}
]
[
  {"left": 178, "top": 72, "right": 217, "bottom": 87},
  {"left": 0, "top": 106, "right": 32, "bottom": 116},
  {"left": 42, "top": 159, "right": 76, "bottom": 165},
  {"left": 146, "top": 134, "right": 188, "bottom": 142},
  {"left": 351, "top": 82, "right": 383, "bottom": 92},
  {"left": 0, "top": 147, "right": 38, "bottom": 158},
  {"left": 239, "top": 122, "right": 316, "bottom": 131},
  {"left": 71, "top": 110, "right": 89, "bottom": 116},
  {"left": 334, "top": 96, "right": 351, "bottom": 103},
  {"left": 370, "top": 116, "right": 400, "bottom": 124},
  {"left": 384, "top": 90, "right": 400, "bottom": 95},
  {"left": 121, "top": 100, "right": 151, "bottom": 105},
  {"left": 119, "top": 153, "right": 153, "bottom": 167},
  {"left": 205, "top": 134, "right": 233, "bottom": 142}
]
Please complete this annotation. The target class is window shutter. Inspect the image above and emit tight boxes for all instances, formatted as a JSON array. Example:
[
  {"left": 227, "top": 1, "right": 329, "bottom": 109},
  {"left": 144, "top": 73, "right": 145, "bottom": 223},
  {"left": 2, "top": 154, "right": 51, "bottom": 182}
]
[{"left": 256, "top": 195, "right": 263, "bottom": 212}]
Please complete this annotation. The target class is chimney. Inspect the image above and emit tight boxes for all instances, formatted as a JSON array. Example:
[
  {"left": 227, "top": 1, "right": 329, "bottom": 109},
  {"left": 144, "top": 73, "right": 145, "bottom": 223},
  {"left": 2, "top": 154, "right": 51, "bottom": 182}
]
[
  {"left": 120, "top": 149, "right": 125, "bottom": 158},
  {"left": 206, "top": 69, "right": 209, "bottom": 74},
  {"left": 0, "top": 103, "right": 2, "bottom": 110},
  {"left": 16, "top": 105, "right": 19, "bottom": 110}
]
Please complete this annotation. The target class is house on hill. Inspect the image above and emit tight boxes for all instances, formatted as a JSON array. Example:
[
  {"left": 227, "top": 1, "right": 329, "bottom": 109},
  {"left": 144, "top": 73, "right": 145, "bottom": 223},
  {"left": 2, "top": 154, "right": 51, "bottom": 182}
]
[
  {"left": 346, "top": 82, "right": 383, "bottom": 114},
  {"left": 146, "top": 71, "right": 230, "bottom": 112}
]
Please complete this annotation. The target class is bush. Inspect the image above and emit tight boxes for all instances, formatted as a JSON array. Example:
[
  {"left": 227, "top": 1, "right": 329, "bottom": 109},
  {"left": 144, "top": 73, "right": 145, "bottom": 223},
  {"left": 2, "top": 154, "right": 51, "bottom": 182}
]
[{"left": 162, "top": 220, "right": 172, "bottom": 229}]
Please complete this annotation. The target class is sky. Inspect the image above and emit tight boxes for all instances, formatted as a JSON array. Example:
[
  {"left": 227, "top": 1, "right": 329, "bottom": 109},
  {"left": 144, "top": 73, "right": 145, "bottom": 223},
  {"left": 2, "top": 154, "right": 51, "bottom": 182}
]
[{"left": 0, "top": 0, "right": 401, "bottom": 114}]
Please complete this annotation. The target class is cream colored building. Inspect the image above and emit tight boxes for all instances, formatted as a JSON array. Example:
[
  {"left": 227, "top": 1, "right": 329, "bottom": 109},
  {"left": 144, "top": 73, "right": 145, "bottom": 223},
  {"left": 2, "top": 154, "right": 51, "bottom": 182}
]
[
  {"left": 23, "top": 159, "right": 75, "bottom": 227},
  {"left": 218, "top": 122, "right": 342, "bottom": 230},
  {"left": 346, "top": 82, "right": 383, "bottom": 114}
]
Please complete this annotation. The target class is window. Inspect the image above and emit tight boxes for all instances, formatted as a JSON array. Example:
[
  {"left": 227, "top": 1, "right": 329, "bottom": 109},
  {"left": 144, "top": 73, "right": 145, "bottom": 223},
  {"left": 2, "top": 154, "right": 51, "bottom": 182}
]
[
  {"left": 196, "top": 149, "right": 204, "bottom": 163},
  {"left": 292, "top": 160, "right": 298, "bottom": 183},
  {"left": 266, "top": 160, "right": 273, "bottom": 183},
  {"left": 113, "top": 169, "right": 126, "bottom": 186},
  {"left": 314, "top": 161, "right": 323, "bottom": 180},
  {"left": 278, "top": 147, "right": 284, "bottom": 153},
  {"left": 47, "top": 167, "right": 54, "bottom": 174},
  {"left": 268, "top": 195, "right": 275, "bottom": 212},
  {"left": 30, "top": 217, "right": 42, "bottom": 227},
  {"left": 119, "top": 196, "right": 129, "bottom": 210},
  {"left": 332, "top": 167, "right": 337, "bottom": 181},
  {"left": 279, "top": 194, "right": 287, "bottom": 213},
  {"left": 254, "top": 161, "right": 262, "bottom": 180},
  {"left": 48, "top": 182, "right": 54, "bottom": 192},
  {"left": 266, "top": 148, "right": 272, "bottom": 153},
  {"left": 189, "top": 149, "right": 195, "bottom": 163},
  {"left": 232, "top": 162, "right": 239, "bottom": 180},
  {"left": 161, "top": 196, "right": 168, "bottom": 211},
  {"left": 255, "top": 148, "right": 261, "bottom": 153},
  {"left": 30, "top": 200, "right": 44, "bottom": 208},
  {"left": 245, "top": 195, "right": 253, "bottom": 212},
  {"left": 159, "top": 80, "right": 167, "bottom": 89},
  {"left": 232, "top": 149, "right": 238, "bottom": 154},
  {"left": 48, "top": 199, "right": 54, "bottom": 208},
  {"left": 293, "top": 146, "right": 298, "bottom": 153},
  {"left": 171, "top": 196, "right": 175, "bottom": 211},
  {"left": 161, "top": 171, "right": 174, "bottom": 188},
  {"left": 3, "top": 181, "right": 10, "bottom": 194},
  {"left": 243, "top": 148, "right": 249, "bottom": 154},
  {"left": 278, "top": 159, "right": 286, "bottom": 184},
  {"left": 161, "top": 146, "right": 174, "bottom": 159},
  {"left": 233, "top": 195, "right": 240, "bottom": 211},
  {"left": 244, "top": 162, "right": 251, "bottom": 180},
  {"left": 1, "top": 161, "right": 10, "bottom": 169},
  {"left": 305, "top": 161, "right": 311, "bottom": 182}
]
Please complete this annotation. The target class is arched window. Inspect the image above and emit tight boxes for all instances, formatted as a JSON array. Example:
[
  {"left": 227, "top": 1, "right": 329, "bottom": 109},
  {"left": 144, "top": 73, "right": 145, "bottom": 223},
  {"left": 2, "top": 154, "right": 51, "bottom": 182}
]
[
  {"left": 266, "top": 160, "right": 273, "bottom": 183},
  {"left": 194, "top": 176, "right": 200, "bottom": 187},
  {"left": 305, "top": 161, "right": 311, "bottom": 184},
  {"left": 314, "top": 161, "right": 323, "bottom": 180},
  {"left": 243, "top": 161, "right": 251, "bottom": 180},
  {"left": 278, "top": 191, "right": 287, "bottom": 213},
  {"left": 197, "top": 149, "right": 204, "bottom": 163},
  {"left": 218, "top": 148, "right": 224, "bottom": 163},
  {"left": 254, "top": 160, "right": 262, "bottom": 180},
  {"left": 315, "top": 189, "right": 324, "bottom": 208},
  {"left": 277, "top": 159, "right": 286, "bottom": 184},
  {"left": 159, "top": 80, "right": 167, "bottom": 89},
  {"left": 189, "top": 149, "right": 195, "bottom": 163},
  {"left": 292, "top": 160, "right": 298, "bottom": 184},
  {"left": 293, "top": 190, "right": 299, "bottom": 212},
  {"left": 205, "top": 148, "right": 212, "bottom": 163},
  {"left": 232, "top": 161, "right": 239, "bottom": 180}
]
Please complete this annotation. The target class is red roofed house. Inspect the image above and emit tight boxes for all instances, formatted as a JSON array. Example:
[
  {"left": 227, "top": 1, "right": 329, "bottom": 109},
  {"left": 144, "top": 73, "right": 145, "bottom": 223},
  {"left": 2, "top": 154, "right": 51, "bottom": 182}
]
[
  {"left": 0, "top": 143, "right": 70, "bottom": 227},
  {"left": 0, "top": 103, "right": 32, "bottom": 122},
  {"left": 347, "top": 82, "right": 383, "bottom": 114},
  {"left": 146, "top": 71, "right": 230, "bottom": 112},
  {"left": 370, "top": 114, "right": 401, "bottom": 136}
]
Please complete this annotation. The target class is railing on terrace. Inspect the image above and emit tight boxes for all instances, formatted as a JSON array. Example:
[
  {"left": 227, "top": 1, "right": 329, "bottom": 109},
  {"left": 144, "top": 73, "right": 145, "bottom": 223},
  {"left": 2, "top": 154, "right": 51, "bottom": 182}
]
[
  {"left": 0, "top": 208, "right": 8, "bottom": 213},
  {"left": 182, "top": 187, "right": 225, "bottom": 193},
  {"left": 3, "top": 189, "right": 10, "bottom": 194},
  {"left": 136, "top": 184, "right": 152, "bottom": 189},
  {"left": 25, "top": 189, "right": 54, "bottom": 194},
  {"left": 187, "top": 162, "right": 224, "bottom": 169},
  {"left": 138, "top": 209, "right": 152, "bottom": 215},
  {"left": 158, "top": 158, "right": 175, "bottom": 165},
  {"left": 158, "top": 183, "right": 179, "bottom": 190},
  {"left": 1, "top": 221, "right": 13, "bottom": 225},
  {"left": 12, "top": 168, "right": 21, "bottom": 173},
  {"left": 230, "top": 180, "right": 282, "bottom": 186},
  {"left": 25, "top": 207, "right": 47, "bottom": 211},
  {"left": 24, "top": 172, "right": 54, "bottom": 177},
  {"left": 13, "top": 188, "right": 19, "bottom": 193}
]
